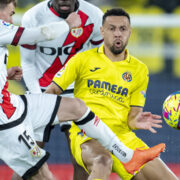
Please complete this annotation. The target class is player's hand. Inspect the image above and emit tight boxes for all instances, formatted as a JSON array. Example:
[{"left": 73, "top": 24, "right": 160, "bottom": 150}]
[
  {"left": 134, "top": 112, "right": 162, "bottom": 133},
  {"left": 7, "top": 66, "right": 22, "bottom": 81},
  {"left": 66, "top": 12, "right": 81, "bottom": 29}
]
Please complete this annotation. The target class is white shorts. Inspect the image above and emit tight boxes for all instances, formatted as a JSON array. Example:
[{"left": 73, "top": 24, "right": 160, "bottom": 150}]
[{"left": 0, "top": 94, "right": 61, "bottom": 179}]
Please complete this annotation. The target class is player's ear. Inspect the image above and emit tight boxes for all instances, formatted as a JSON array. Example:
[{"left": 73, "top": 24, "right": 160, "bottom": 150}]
[{"left": 100, "top": 26, "right": 104, "bottom": 39}]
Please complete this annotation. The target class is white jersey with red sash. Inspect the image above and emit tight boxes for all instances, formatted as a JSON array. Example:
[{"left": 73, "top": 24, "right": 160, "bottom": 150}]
[
  {"left": 0, "top": 20, "right": 25, "bottom": 124},
  {"left": 0, "top": 17, "right": 67, "bottom": 124},
  {"left": 21, "top": 0, "right": 104, "bottom": 94}
]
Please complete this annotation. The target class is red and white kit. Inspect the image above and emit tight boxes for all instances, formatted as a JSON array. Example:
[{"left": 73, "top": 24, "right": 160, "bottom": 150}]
[
  {"left": 21, "top": 0, "right": 104, "bottom": 95},
  {"left": 0, "top": 19, "right": 63, "bottom": 179}
]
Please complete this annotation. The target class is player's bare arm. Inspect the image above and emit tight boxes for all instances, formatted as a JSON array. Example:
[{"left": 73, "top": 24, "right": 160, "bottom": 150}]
[
  {"left": 7, "top": 66, "right": 22, "bottom": 81},
  {"left": 66, "top": 12, "right": 81, "bottom": 29},
  {"left": 45, "top": 82, "right": 62, "bottom": 95},
  {"left": 128, "top": 106, "right": 162, "bottom": 133}
]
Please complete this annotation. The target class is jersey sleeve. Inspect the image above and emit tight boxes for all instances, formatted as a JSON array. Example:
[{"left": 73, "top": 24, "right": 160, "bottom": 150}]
[
  {"left": 0, "top": 18, "right": 69, "bottom": 46},
  {"left": 20, "top": 13, "right": 42, "bottom": 93},
  {"left": 53, "top": 54, "right": 82, "bottom": 91},
  {"left": 0, "top": 19, "right": 23, "bottom": 46},
  {"left": 130, "top": 66, "right": 149, "bottom": 107}
]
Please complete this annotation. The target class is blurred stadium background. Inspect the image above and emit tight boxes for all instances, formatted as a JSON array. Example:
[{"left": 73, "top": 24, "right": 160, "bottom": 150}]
[{"left": 1, "top": 0, "right": 180, "bottom": 179}]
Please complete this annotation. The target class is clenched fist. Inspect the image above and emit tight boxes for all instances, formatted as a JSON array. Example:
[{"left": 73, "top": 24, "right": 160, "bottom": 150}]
[
  {"left": 66, "top": 12, "right": 82, "bottom": 29},
  {"left": 8, "top": 66, "right": 22, "bottom": 81}
]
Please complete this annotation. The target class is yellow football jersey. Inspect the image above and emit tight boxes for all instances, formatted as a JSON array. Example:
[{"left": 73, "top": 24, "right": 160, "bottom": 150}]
[{"left": 53, "top": 45, "right": 149, "bottom": 135}]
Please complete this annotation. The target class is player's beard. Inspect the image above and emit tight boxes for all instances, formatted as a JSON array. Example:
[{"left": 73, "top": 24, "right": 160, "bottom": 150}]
[
  {"left": 58, "top": 12, "right": 70, "bottom": 18},
  {"left": 110, "top": 40, "right": 127, "bottom": 55}
]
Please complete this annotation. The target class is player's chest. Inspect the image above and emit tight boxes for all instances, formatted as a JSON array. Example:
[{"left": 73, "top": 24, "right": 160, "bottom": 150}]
[
  {"left": 37, "top": 21, "right": 94, "bottom": 65},
  {"left": 38, "top": 11, "right": 94, "bottom": 48},
  {"left": 82, "top": 62, "right": 137, "bottom": 91}
]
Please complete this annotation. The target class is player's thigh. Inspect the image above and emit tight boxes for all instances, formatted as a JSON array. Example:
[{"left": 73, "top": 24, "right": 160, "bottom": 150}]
[
  {"left": 29, "top": 163, "right": 54, "bottom": 180},
  {"left": 57, "top": 97, "right": 87, "bottom": 122},
  {"left": 11, "top": 142, "right": 46, "bottom": 180},
  {"left": 81, "top": 139, "right": 113, "bottom": 173},
  {"left": 11, "top": 173, "right": 22, "bottom": 180},
  {"left": 133, "top": 158, "right": 178, "bottom": 180},
  {"left": 25, "top": 93, "right": 60, "bottom": 142},
  {"left": 64, "top": 129, "right": 89, "bottom": 180},
  {"left": 70, "top": 124, "right": 112, "bottom": 173}
]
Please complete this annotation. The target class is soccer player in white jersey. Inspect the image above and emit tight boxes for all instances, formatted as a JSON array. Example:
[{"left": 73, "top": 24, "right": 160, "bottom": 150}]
[
  {"left": 21, "top": 0, "right": 104, "bottom": 94},
  {"left": 20, "top": 0, "right": 104, "bottom": 179},
  {"left": 0, "top": 1, "right": 166, "bottom": 180}
]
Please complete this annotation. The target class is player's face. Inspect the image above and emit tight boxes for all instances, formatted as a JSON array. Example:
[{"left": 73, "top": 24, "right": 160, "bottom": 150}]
[
  {"left": 0, "top": 2, "right": 15, "bottom": 24},
  {"left": 52, "top": 0, "right": 76, "bottom": 14},
  {"left": 101, "top": 16, "right": 131, "bottom": 55}
]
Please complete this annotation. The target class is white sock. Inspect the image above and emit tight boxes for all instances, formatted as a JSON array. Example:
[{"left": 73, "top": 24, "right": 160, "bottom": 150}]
[{"left": 75, "top": 108, "right": 134, "bottom": 163}]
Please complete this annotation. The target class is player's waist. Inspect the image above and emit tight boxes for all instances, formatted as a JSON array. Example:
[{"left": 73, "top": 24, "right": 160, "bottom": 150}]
[{"left": 0, "top": 95, "right": 27, "bottom": 130}]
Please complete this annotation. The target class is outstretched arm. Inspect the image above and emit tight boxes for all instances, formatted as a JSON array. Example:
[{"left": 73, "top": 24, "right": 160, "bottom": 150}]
[
  {"left": 128, "top": 106, "right": 162, "bottom": 133},
  {"left": 19, "top": 12, "right": 81, "bottom": 44},
  {"left": 0, "top": 12, "right": 81, "bottom": 46}
]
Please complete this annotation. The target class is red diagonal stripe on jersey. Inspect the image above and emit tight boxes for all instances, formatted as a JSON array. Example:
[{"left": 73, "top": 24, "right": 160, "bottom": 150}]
[
  {"left": 0, "top": 78, "right": 16, "bottom": 119},
  {"left": 11, "top": 27, "right": 25, "bottom": 46},
  {"left": 94, "top": 116, "right": 100, "bottom": 127},
  {"left": 39, "top": 10, "right": 94, "bottom": 87},
  {"left": 49, "top": 6, "right": 60, "bottom": 17},
  {"left": 39, "top": 56, "right": 62, "bottom": 87},
  {"left": 63, "top": 10, "right": 94, "bottom": 47}
]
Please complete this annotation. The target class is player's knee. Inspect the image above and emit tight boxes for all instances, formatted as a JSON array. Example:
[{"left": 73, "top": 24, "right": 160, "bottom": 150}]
[
  {"left": 30, "top": 163, "right": 54, "bottom": 180},
  {"left": 92, "top": 153, "right": 113, "bottom": 174},
  {"left": 11, "top": 173, "right": 22, "bottom": 180}
]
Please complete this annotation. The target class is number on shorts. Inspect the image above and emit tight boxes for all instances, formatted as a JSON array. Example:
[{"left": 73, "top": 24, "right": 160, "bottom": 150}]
[{"left": 18, "top": 130, "right": 35, "bottom": 149}]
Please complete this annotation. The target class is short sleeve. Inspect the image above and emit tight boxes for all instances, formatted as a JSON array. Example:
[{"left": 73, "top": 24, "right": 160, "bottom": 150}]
[
  {"left": 53, "top": 54, "right": 82, "bottom": 91},
  {"left": 130, "top": 66, "right": 149, "bottom": 107}
]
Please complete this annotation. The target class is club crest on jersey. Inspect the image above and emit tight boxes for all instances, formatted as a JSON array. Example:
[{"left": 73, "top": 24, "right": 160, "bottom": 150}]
[
  {"left": 30, "top": 145, "right": 41, "bottom": 157},
  {"left": 122, "top": 72, "right": 132, "bottom": 82},
  {"left": 71, "top": 27, "right": 83, "bottom": 38}
]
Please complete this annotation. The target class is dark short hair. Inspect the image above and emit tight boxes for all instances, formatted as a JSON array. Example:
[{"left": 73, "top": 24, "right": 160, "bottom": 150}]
[
  {"left": 0, "top": 0, "right": 17, "bottom": 9},
  {"left": 102, "top": 8, "right": 130, "bottom": 25}
]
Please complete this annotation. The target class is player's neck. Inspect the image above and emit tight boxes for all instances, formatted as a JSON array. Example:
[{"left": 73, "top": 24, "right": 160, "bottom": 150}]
[{"left": 104, "top": 47, "right": 126, "bottom": 62}]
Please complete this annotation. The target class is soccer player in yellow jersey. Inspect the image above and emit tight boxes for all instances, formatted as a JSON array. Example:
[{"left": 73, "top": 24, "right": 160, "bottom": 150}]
[{"left": 46, "top": 8, "right": 177, "bottom": 180}]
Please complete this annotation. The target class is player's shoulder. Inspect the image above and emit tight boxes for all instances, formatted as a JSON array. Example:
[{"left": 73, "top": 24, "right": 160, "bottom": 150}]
[
  {"left": 71, "top": 47, "right": 99, "bottom": 68},
  {"left": 22, "top": 0, "right": 48, "bottom": 24},
  {"left": 78, "top": 0, "right": 103, "bottom": 19},
  {"left": 130, "top": 54, "right": 148, "bottom": 72},
  {"left": 71, "top": 47, "right": 98, "bottom": 64},
  {"left": 0, "top": 19, "right": 17, "bottom": 34}
]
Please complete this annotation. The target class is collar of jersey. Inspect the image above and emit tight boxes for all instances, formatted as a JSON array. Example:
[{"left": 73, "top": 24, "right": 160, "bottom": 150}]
[
  {"left": 48, "top": 0, "right": 79, "bottom": 18},
  {"left": 97, "top": 45, "right": 130, "bottom": 63}
]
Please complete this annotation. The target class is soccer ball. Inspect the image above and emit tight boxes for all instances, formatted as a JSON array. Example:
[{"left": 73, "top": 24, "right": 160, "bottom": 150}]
[{"left": 162, "top": 91, "right": 180, "bottom": 130}]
